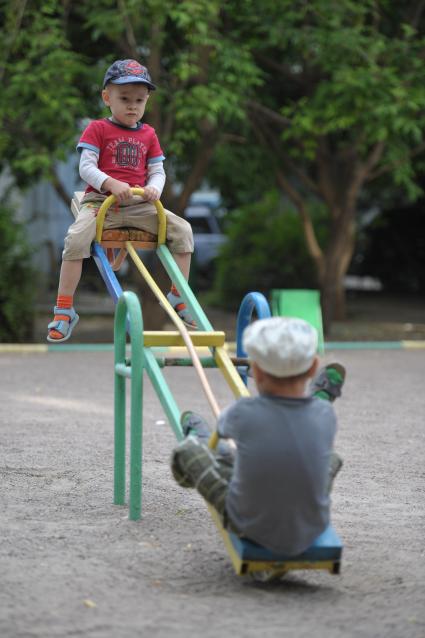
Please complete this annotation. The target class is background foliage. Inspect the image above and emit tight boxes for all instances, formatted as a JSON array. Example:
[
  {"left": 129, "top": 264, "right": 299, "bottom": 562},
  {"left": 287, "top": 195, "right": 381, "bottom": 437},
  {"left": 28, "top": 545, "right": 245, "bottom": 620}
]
[
  {"left": 0, "top": 201, "right": 35, "bottom": 341},
  {"left": 0, "top": 0, "right": 424, "bottom": 338},
  {"left": 214, "top": 191, "right": 328, "bottom": 308}
]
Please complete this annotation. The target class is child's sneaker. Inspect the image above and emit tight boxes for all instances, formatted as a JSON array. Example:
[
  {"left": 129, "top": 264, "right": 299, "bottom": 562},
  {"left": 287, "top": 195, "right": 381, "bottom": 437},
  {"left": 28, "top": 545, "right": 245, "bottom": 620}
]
[
  {"left": 310, "top": 362, "right": 346, "bottom": 402},
  {"left": 180, "top": 411, "right": 234, "bottom": 462},
  {"left": 166, "top": 291, "right": 197, "bottom": 329},
  {"left": 180, "top": 411, "right": 211, "bottom": 441}
]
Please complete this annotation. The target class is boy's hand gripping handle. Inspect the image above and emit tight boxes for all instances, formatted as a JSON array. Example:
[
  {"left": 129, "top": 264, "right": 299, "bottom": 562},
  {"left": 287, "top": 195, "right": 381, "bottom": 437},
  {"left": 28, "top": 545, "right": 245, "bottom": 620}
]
[{"left": 95, "top": 187, "right": 166, "bottom": 245}]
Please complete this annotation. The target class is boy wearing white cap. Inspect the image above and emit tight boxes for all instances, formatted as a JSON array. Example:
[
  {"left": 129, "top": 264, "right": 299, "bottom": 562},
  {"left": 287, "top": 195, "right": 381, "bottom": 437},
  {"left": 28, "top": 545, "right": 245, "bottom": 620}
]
[{"left": 171, "top": 317, "right": 344, "bottom": 556}]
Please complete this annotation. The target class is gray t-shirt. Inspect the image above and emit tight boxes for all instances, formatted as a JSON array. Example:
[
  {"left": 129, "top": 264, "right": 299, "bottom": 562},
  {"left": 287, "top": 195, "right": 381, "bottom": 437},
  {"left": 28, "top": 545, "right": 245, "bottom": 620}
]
[{"left": 217, "top": 394, "right": 337, "bottom": 555}]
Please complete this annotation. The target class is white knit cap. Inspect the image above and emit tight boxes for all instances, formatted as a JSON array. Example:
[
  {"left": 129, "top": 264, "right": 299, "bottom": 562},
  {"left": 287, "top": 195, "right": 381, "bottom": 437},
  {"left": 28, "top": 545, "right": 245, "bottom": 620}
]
[{"left": 243, "top": 317, "right": 318, "bottom": 378}]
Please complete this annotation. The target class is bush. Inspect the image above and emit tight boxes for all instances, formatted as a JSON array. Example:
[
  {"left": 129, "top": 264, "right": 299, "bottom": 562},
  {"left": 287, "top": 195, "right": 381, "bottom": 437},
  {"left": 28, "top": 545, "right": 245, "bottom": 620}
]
[
  {"left": 212, "top": 191, "right": 325, "bottom": 309},
  {"left": 0, "top": 202, "right": 36, "bottom": 342}
]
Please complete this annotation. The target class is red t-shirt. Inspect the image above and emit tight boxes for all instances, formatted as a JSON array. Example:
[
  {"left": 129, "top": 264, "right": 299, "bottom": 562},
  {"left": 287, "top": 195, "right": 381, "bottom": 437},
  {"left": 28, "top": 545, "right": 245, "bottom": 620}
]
[{"left": 77, "top": 118, "right": 165, "bottom": 193}]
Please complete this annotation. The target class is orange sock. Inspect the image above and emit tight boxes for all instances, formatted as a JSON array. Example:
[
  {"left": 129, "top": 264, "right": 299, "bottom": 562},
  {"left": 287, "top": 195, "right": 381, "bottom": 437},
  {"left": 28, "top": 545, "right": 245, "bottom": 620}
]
[
  {"left": 170, "top": 284, "right": 180, "bottom": 297},
  {"left": 56, "top": 295, "right": 73, "bottom": 309},
  {"left": 49, "top": 295, "right": 73, "bottom": 339}
]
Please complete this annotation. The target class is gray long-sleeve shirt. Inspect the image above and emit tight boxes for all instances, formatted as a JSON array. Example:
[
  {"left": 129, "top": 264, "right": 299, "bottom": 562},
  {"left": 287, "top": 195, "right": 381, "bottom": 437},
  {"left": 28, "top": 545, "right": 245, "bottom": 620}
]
[{"left": 217, "top": 394, "right": 337, "bottom": 555}]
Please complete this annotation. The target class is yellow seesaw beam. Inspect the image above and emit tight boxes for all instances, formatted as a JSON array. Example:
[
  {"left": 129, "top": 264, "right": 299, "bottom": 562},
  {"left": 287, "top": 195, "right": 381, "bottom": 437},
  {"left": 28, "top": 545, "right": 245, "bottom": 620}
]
[
  {"left": 126, "top": 241, "right": 221, "bottom": 418},
  {"left": 143, "top": 331, "right": 225, "bottom": 347}
]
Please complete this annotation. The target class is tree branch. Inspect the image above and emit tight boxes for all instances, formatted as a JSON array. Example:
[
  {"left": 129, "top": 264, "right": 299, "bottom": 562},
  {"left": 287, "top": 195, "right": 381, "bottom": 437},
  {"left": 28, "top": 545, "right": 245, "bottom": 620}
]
[
  {"left": 249, "top": 113, "right": 324, "bottom": 275},
  {"left": 247, "top": 100, "right": 291, "bottom": 127},
  {"left": 220, "top": 133, "right": 247, "bottom": 144},
  {"left": 406, "top": 0, "right": 425, "bottom": 30},
  {"left": 175, "top": 124, "right": 217, "bottom": 214},
  {"left": 117, "top": 0, "right": 139, "bottom": 58},
  {"left": 275, "top": 168, "right": 324, "bottom": 277},
  {"left": 361, "top": 141, "right": 385, "bottom": 179},
  {"left": 250, "top": 111, "right": 320, "bottom": 195},
  {"left": 340, "top": 141, "right": 386, "bottom": 210},
  {"left": 367, "top": 140, "right": 425, "bottom": 181},
  {"left": 146, "top": 20, "right": 163, "bottom": 135},
  {"left": 316, "top": 137, "right": 339, "bottom": 215}
]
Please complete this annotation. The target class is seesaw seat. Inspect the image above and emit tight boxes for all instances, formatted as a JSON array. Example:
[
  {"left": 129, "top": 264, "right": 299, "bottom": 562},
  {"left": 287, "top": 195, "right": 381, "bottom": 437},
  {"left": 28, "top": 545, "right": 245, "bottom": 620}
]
[
  {"left": 71, "top": 191, "right": 158, "bottom": 269},
  {"left": 209, "top": 506, "right": 342, "bottom": 577}
]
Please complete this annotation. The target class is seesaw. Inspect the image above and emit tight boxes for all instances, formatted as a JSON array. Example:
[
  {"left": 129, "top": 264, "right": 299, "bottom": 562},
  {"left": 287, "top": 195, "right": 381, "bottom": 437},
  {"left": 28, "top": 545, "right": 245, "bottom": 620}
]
[
  {"left": 113, "top": 291, "right": 342, "bottom": 580},
  {"left": 82, "top": 188, "right": 343, "bottom": 579}
]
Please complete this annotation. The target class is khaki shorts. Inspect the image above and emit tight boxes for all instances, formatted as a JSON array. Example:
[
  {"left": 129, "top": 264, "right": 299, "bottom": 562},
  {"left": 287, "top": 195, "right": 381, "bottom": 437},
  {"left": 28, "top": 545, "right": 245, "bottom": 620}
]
[{"left": 62, "top": 193, "right": 194, "bottom": 260}]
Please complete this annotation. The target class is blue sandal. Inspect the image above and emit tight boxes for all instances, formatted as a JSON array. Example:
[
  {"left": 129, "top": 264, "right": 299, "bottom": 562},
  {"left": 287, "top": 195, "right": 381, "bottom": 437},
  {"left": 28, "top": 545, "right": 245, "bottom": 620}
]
[
  {"left": 47, "top": 306, "right": 79, "bottom": 343},
  {"left": 166, "top": 292, "right": 197, "bottom": 329}
]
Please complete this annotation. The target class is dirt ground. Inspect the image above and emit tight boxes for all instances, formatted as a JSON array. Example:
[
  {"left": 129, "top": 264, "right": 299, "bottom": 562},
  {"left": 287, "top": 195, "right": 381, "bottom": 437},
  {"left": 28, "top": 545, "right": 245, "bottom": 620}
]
[{"left": 1, "top": 347, "right": 424, "bottom": 638}]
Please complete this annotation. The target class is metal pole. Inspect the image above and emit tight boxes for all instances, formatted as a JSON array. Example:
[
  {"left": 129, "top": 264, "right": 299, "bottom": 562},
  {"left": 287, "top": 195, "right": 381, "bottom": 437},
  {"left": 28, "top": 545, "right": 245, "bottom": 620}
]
[
  {"left": 114, "top": 291, "right": 144, "bottom": 520},
  {"left": 236, "top": 292, "right": 271, "bottom": 385},
  {"left": 114, "top": 295, "right": 127, "bottom": 505}
]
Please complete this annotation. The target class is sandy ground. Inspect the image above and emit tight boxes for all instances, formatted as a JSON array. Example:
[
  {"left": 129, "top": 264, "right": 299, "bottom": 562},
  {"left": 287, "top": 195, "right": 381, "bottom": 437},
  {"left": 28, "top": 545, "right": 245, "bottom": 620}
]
[{"left": 1, "top": 348, "right": 424, "bottom": 638}]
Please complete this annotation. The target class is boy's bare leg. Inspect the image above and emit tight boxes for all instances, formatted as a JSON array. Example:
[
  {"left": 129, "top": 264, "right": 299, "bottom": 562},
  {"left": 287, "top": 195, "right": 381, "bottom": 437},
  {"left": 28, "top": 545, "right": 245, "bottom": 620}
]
[
  {"left": 48, "top": 259, "right": 83, "bottom": 340},
  {"left": 167, "top": 252, "right": 197, "bottom": 328},
  {"left": 172, "top": 252, "right": 191, "bottom": 281},
  {"left": 57, "top": 259, "right": 83, "bottom": 296}
]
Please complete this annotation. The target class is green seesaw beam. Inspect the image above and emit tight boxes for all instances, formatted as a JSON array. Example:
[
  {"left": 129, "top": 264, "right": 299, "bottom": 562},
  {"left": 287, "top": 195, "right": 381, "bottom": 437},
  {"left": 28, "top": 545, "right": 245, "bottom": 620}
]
[
  {"left": 155, "top": 243, "right": 249, "bottom": 401},
  {"left": 114, "top": 292, "right": 185, "bottom": 521}
]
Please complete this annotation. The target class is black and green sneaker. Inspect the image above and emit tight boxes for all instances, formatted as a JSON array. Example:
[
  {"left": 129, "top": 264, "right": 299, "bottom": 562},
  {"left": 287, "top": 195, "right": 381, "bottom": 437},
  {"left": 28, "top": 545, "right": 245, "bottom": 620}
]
[
  {"left": 310, "top": 362, "right": 346, "bottom": 402},
  {"left": 180, "top": 411, "right": 211, "bottom": 443}
]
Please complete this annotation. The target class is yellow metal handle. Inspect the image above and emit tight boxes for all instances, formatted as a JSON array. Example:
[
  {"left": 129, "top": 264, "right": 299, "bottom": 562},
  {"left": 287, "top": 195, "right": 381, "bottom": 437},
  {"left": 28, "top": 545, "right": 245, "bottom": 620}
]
[
  {"left": 95, "top": 187, "right": 167, "bottom": 245},
  {"left": 208, "top": 431, "right": 219, "bottom": 450}
]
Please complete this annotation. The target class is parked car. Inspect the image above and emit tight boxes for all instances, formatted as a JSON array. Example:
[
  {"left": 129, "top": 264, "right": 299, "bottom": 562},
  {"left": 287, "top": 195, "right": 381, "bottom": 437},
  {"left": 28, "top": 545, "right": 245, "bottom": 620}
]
[{"left": 184, "top": 193, "right": 227, "bottom": 281}]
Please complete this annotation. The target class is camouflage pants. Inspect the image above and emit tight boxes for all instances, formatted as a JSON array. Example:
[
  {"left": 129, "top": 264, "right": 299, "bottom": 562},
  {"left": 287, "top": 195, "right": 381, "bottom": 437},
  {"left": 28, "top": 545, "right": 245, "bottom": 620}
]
[{"left": 170, "top": 413, "right": 234, "bottom": 517}]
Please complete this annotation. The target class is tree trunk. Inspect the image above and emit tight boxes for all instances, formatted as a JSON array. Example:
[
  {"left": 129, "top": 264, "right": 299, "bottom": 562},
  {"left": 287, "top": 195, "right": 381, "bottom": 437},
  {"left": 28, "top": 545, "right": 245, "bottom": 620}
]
[{"left": 320, "top": 214, "right": 356, "bottom": 333}]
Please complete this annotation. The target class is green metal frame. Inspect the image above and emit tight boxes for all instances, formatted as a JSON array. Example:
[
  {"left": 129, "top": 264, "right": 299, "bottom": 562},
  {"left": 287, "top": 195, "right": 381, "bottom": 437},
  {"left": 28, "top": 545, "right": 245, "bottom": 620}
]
[
  {"left": 114, "top": 292, "right": 144, "bottom": 520},
  {"left": 113, "top": 241, "right": 248, "bottom": 521},
  {"left": 156, "top": 244, "right": 213, "bottom": 331},
  {"left": 113, "top": 290, "right": 185, "bottom": 521},
  {"left": 157, "top": 244, "right": 248, "bottom": 400}
]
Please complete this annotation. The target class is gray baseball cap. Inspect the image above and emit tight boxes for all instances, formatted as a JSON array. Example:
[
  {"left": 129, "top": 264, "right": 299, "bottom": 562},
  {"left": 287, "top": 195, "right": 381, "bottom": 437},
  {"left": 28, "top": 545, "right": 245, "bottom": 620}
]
[{"left": 103, "top": 59, "right": 156, "bottom": 90}]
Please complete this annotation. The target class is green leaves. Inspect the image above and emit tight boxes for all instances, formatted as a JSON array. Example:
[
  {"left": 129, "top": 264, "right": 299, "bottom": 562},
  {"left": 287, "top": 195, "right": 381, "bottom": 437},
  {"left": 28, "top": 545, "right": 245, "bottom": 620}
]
[
  {"left": 0, "top": 200, "right": 35, "bottom": 342},
  {"left": 0, "top": 1, "right": 87, "bottom": 184},
  {"left": 1, "top": 0, "right": 424, "bottom": 200},
  {"left": 261, "top": 1, "right": 425, "bottom": 184}
]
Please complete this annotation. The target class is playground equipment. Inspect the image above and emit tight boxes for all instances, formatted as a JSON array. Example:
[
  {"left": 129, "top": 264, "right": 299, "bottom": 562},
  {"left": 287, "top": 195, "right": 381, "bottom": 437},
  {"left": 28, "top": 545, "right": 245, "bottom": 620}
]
[
  {"left": 113, "top": 290, "right": 342, "bottom": 580},
  {"left": 77, "top": 188, "right": 343, "bottom": 578},
  {"left": 236, "top": 292, "right": 272, "bottom": 385},
  {"left": 271, "top": 289, "right": 325, "bottom": 354}
]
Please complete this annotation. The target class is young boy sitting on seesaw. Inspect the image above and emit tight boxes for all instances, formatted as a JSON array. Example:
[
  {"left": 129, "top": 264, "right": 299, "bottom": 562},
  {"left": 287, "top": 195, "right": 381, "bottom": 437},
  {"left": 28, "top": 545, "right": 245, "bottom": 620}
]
[
  {"left": 47, "top": 59, "right": 195, "bottom": 343},
  {"left": 171, "top": 317, "right": 344, "bottom": 556}
]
